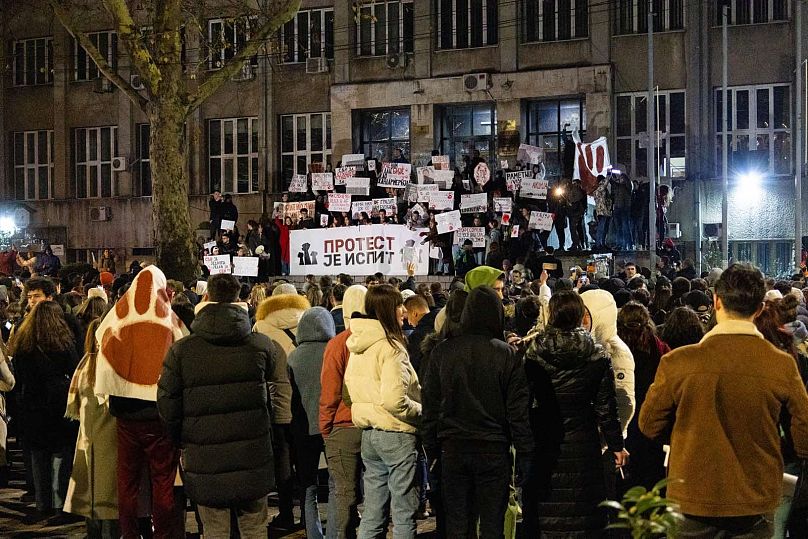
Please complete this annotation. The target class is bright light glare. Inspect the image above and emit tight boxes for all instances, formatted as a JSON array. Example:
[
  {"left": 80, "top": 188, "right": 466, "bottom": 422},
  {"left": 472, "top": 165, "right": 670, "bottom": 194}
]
[
  {"left": 0, "top": 217, "right": 15, "bottom": 234},
  {"left": 738, "top": 171, "right": 763, "bottom": 187},
  {"left": 555, "top": 187, "right": 565, "bottom": 196}
]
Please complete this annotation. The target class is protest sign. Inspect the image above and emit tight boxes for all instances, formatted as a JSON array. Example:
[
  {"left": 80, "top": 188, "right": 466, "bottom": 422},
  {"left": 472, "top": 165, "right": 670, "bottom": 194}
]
[
  {"left": 436, "top": 210, "right": 462, "bottom": 234},
  {"left": 432, "top": 155, "right": 450, "bottom": 170},
  {"left": 529, "top": 211, "right": 554, "bottom": 231},
  {"left": 334, "top": 166, "right": 356, "bottom": 186},
  {"left": 502, "top": 212, "right": 512, "bottom": 226},
  {"left": 203, "top": 240, "right": 216, "bottom": 252},
  {"left": 521, "top": 178, "right": 549, "bottom": 199},
  {"left": 373, "top": 198, "right": 397, "bottom": 214},
  {"left": 367, "top": 160, "right": 376, "bottom": 171},
  {"left": 346, "top": 177, "right": 370, "bottom": 196},
  {"left": 517, "top": 143, "right": 544, "bottom": 165},
  {"left": 416, "top": 166, "right": 435, "bottom": 184},
  {"left": 289, "top": 224, "right": 429, "bottom": 275},
  {"left": 378, "top": 162, "right": 411, "bottom": 188},
  {"left": 454, "top": 227, "right": 486, "bottom": 248},
  {"left": 407, "top": 184, "right": 438, "bottom": 203},
  {"left": 320, "top": 214, "right": 329, "bottom": 227},
  {"left": 311, "top": 172, "right": 334, "bottom": 191},
  {"left": 51, "top": 245, "right": 65, "bottom": 257},
  {"left": 351, "top": 200, "right": 374, "bottom": 220},
  {"left": 328, "top": 193, "right": 352, "bottom": 213},
  {"left": 493, "top": 197, "right": 512, "bottom": 213},
  {"left": 428, "top": 191, "right": 455, "bottom": 211},
  {"left": 510, "top": 224, "right": 519, "bottom": 237},
  {"left": 474, "top": 162, "right": 490, "bottom": 187},
  {"left": 289, "top": 174, "right": 308, "bottom": 193},
  {"left": 220, "top": 219, "right": 235, "bottom": 231},
  {"left": 460, "top": 193, "right": 488, "bottom": 213},
  {"left": 506, "top": 171, "right": 530, "bottom": 192},
  {"left": 430, "top": 169, "right": 455, "bottom": 189},
  {"left": 203, "top": 254, "right": 231, "bottom": 275},
  {"left": 341, "top": 154, "right": 365, "bottom": 167},
  {"left": 500, "top": 160, "right": 509, "bottom": 169},
  {"left": 429, "top": 246, "right": 443, "bottom": 259},
  {"left": 274, "top": 201, "right": 315, "bottom": 224},
  {"left": 232, "top": 256, "right": 259, "bottom": 277}
]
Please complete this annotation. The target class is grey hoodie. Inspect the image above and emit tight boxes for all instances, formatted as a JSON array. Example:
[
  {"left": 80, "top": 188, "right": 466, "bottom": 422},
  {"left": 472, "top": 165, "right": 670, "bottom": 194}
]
[{"left": 288, "top": 307, "right": 336, "bottom": 436}]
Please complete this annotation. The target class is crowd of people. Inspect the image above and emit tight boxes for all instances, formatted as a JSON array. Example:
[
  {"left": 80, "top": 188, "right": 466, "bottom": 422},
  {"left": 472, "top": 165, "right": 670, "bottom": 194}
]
[{"left": 2, "top": 254, "right": 808, "bottom": 538}]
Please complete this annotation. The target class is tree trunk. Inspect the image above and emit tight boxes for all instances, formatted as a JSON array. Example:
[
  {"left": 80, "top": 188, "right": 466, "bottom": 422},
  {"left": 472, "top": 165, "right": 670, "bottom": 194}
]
[{"left": 149, "top": 98, "right": 197, "bottom": 282}]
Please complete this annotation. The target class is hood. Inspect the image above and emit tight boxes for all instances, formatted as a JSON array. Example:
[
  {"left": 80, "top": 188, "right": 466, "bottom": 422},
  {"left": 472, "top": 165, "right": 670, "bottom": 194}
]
[
  {"left": 461, "top": 286, "right": 504, "bottom": 338},
  {"left": 255, "top": 294, "right": 310, "bottom": 329},
  {"left": 346, "top": 318, "right": 388, "bottom": 354},
  {"left": 784, "top": 320, "right": 808, "bottom": 342},
  {"left": 192, "top": 302, "right": 252, "bottom": 344},
  {"left": 342, "top": 285, "right": 368, "bottom": 330},
  {"left": 297, "top": 306, "right": 336, "bottom": 343},
  {"left": 531, "top": 327, "right": 601, "bottom": 368},
  {"left": 464, "top": 266, "right": 504, "bottom": 292},
  {"left": 581, "top": 289, "right": 618, "bottom": 343}
]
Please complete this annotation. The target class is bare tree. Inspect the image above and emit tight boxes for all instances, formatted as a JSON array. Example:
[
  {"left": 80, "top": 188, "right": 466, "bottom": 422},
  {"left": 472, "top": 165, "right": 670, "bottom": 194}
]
[{"left": 47, "top": 0, "right": 301, "bottom": 281}]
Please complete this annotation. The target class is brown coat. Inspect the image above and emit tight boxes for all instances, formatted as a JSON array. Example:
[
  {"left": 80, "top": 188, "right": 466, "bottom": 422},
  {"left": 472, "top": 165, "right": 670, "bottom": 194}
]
[{"left": 640, "top": 320, "right": 808, "bottom": 517}]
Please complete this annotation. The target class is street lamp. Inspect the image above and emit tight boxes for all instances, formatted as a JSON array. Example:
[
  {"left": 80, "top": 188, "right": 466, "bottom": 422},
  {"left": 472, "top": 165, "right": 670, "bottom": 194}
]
[{"left": 0, "top": 217, "right": 16, "bottom": 235}]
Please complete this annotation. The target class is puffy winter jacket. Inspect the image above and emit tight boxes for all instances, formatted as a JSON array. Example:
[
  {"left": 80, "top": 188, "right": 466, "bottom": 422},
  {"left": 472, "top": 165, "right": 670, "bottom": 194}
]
[
  {"left": 344, "top": 318, "right": 421, "bottom": 433},
  {"left": 157, "top": 302, "right": 277, "bottom": 507}
]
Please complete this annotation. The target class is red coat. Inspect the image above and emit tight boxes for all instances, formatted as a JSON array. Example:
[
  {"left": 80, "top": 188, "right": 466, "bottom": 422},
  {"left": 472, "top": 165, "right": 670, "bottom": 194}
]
[
  {"left": 275, "top": 218, "right": 290, "bottom": 263},
  {"left": 319, "top": 329, "right": 354, "bottom": 436}
]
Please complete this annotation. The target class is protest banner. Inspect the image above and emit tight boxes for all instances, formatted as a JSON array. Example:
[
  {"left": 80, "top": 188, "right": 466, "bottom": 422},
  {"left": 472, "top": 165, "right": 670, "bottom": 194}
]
[
  {"left": 529, "top": 211, "right": 554, "bottom": 231},
  {"left": 432, "top": 155, "right": 450, "bottom": 170},
  {"left": 232, "top": 256, "right": 259, "bottom": 277},
  {"left": 334, "top": 166, "right": 356, "bottom": 186},
  {"left": 328, "top": 193, "right": 352, "bottom": 213},
  {"left": 273, "top": 201, "right": 316, "bottom": 224},
  {"left": 460, "top": 193, "right": 488, "bottom": 213},
  {"left": 341, "top": 154, "right": 365, "bottom": 167},
  {"left": 407, "top": 184, "right": 438, "bottom": 203},
  {"left": 373, "top": 198, "right": 397, "bottom": 214},
  {"left": 428, "top": 191, "right": 455, "bottom": 211},
  {"left": 203, "top": 254, "right": 232, "bottom": 275},
  {"left": 573, "top": 133, "right": 612, "bottom": 194},
  {"left": 436, "top": 210, "right": 462, "bottom": 234},
  {"left": 416, "top": 166, "right": 435, "bottom": 184},
  {"left": 429, "top": 169, "right": 455, "bottom": 189},
  {"left": 517, "top": 143, "right": 544, "bottom": 165},
  {"left": 311, "top": 172, "right": 334, "bottom": 191},
  {"left": 454, "top": 227, "right": 486, "bottom": 248},
  {"left": 378, "top": 162, "right": 411, "bottom": 188},
  {"left": 289, "top": 224, "right": 429, "bottom": 275},
  {"left": 289, "top": 174, "right": 308, "bottom": 192},
  {"left": 510, "top": 224, "right": 520, "bottom": 237},
  {"left": 505, "top": 171, "right": 530, "bottom": 192},
  {"left": 493, "top": 197, "right": 512, "bottom": 213},
  {"left": 474, "top": 162, "right": 490, "bottom": 187},
  {"left": 521, "top": 178, "right": 549, "bottom": 199},
  {"left": 220, "top": 219, "right": 235, "bottom": 231},
  {"left": 351, "top": 200, "right": 374, "bottom": 220},
  {"left": 346, "top": 177, "right": 370, "bottom": 196}
]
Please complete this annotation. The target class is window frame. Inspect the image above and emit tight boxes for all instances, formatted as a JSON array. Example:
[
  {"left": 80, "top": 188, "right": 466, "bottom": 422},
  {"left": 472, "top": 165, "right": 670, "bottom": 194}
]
[
  {"left": 713, "top": 0, "right": 790, "bottom": 25},
  {"left": 207, "top": 16, "right": 260, "bottom": 70},
  {"left": 436, "top": 0, "right": 498, "bottom": 50},
  {"left": 279, "top": 8, "right": 335, "bottom": 63},
  {"left": 525, "top": 98, "right": 586, "bottom": 181},
  {"left": 135, "top": 124, "right": 152, "bottom": 197},
  {"left": 356, "top": 107, "right": 411, "bottom": 164},
  {"left": 280, "top": 112, "right": 333, "bottom": 188},
  {"left": 74, "top": 126, "right": 119, "bottom": 199},
  {"left": 437, "top": 103, "right": 498, "bottom": 170},
  {"left": 356, "top": 0, "right": 414, "bottom": 57},
  {"left": 73, "top": 31, "right": 118, "bottom": 81},
  {"left": 522, "top": 0, "right": 589, "bottom": 42},
  {"left": 13, "top": 130, "right": 54, "bottom": 201},
  {"left": 13, "top": 37, "right": 54, "bottom": 86},
  {"left": 208, "top": 117, "right": 260, "bottom": 194},
  {"left": 614, "top": 0, "right": 684, "bottom": 34}
]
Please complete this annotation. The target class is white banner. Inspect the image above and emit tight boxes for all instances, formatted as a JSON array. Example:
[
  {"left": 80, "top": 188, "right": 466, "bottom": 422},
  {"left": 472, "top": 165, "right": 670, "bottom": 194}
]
[
  {"left": 436, "top": 210, "right": 462, "bottom": 234},
  {"left": 429, "top": 191, "right": 455, "bottom": 211},
  {"left": 373, "top": 198, "right": 397, "bottom": 214},
  {"left": 328, "top": 193, "right": 352, "bottom": 213},
  {"left": 220, "top": 219, "right": 235, "bottom": 231},
  {"left": 290, "top": 224, "right": 429, "bottom": 275},
  {"left": 289, "top": 174, "right": 308, "bottom": 193},
  {"left": 529, "top": 211, "right": 554, "bottom": 231},
  {"left": 432, "top": 155, "right": 450, "bottom": 170},
  {"left": 505, "top": 171, "right": 530, "bottom": 192},
  {"left": 573, "top": 133, "right": 611, "bottom": 194},
  {"left": 273, "top": 201, "right": 315, "bottom": 224},
  {"left": 346, "top": 177, "right": 370, "bottom": 196},
  {"left": 203, "top": 254, "right": 232, "bottom": 275},
  {"left": 454, "top": 227, "right": 486, "bottom": 247},
  {"left": 517, "top": 143, "right": 544, "bottom": 165},
  {"left": 312, "top": 172, "right": 334, "bottom": 191},
  {"left": 429, "top": 169, "right": 455, "bottom": 189},
  {"left": 521, "top": 178, "right": 548, "bottom": 199},
  {"left": 493, "top": 197, "right": 512, "bottom": 213},
  {"left": 378, "top": 163, "right": 412, "bottom": 188},
  {"left": 460, "top": 193, "right": 488, "bottom": 213},
  {"left": 342, "top": 154, "right": 366, "bottom": 167},
  {"left": 233, "top": 256, "right": 259, "bottom": 277},
  {"left": 334, "top": 166, "right": 356, "bottom": 186},
  {"left": 407, "top": 183, "right": 438, "bottom": 203},
  {"left": 351, "top": 200, "right": 374, "bottom": 220}
]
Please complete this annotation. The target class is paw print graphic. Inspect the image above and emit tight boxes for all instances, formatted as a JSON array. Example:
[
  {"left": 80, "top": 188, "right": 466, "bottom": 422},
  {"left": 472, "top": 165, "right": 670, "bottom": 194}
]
[{"left": 100, "top": 270, "right": 180, "bottom": 386}]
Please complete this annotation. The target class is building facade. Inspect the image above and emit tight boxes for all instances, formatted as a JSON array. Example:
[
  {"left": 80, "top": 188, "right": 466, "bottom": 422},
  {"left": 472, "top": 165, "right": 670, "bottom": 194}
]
[{"left": 0, "top": 0, "right": 805, "bottom": 273}]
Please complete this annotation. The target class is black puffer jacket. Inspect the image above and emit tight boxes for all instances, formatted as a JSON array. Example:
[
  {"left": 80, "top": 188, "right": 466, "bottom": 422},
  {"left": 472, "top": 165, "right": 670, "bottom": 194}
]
[
  {"left": 522, "top": 327, "right": 623, "bottom": 537},
  {"left": 157, "top": 302, "right": 278, "bottom": 507}
]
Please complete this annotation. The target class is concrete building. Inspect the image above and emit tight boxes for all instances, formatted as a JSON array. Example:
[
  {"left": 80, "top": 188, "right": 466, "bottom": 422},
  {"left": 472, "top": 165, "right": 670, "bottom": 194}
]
[{"left": 0, "top": 0, "right": 805, "bottom": 274}]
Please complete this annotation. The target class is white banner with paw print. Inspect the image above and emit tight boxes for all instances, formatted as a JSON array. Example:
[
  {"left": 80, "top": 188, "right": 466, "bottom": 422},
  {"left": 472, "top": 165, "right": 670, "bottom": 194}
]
[{"left": 290, "top": 224, "right": 429, "bottom": 276}]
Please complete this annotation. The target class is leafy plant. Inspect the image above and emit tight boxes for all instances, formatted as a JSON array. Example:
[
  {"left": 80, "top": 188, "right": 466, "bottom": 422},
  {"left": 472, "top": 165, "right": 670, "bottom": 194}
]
[{"left": 600, "top": 479, "right": 683, "bottom": 539}]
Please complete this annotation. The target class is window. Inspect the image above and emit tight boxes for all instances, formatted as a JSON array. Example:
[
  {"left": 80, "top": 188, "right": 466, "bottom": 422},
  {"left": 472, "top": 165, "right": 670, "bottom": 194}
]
[
  {"left": 356, "top": 108, "right": 410, "bottom": 163},
  {"left": 136, "top": 124, "right": 151, "bottom": 197},
  {"left": 208, "top": 118, "right": 259, "bottom": 194},
  {"left": 715, "top": 84, "right": 791, "bottom": 176},
  {"left": 74, "top": 31, "right": 118, "bottom": 81},
  {"left": 75, "top": 126, "right": 119, "bottom": 198},
  {"left": 616, "top": 90, "right": 686, "bottom": 179},
  {"left": 280, "top": 8, "right": 334, "bottom": 63},
  {"left": 614, "top": 0, "right": 684, "bottom": 34},
  {"left": 437, "top": 104, "right": 497, "bottom": 170},
  {"left": 714, "top": 0, "right": 789, "bottom": 25},
  {"left": 13, "top": 130, "right": 53, "bottom": 200},
  {"left": 523, "top": 0, "right": 588, "bottom": 42},
  {"left": 436, "top": 0, "right": 498, "bottom": 49},
  {"left": 357, "top": 1, "right": 414, "bottom": 56},
  {"left": 526, "top": 99, "right": 585, "bottom": 180},
  {"left": 13, "top": 38, "right": 53, "bottom": 86},
  {"left": 280, "top": 113, "right": 332, "bottom": 187},
  {"left": 208, "top": 17, "right": 259, "bottom": 69}
]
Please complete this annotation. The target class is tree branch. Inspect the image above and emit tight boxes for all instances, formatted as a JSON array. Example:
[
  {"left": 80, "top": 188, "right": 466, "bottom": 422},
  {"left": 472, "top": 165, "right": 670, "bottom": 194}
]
[
  {"left": 184, "top": 0, "right": 301, "bottom": 113},
  {"left": 100, "top": 0, "right": 161, "bottom": 98},
  {"left": 48, "top": 0, "right": 149, "bottom": 111}
]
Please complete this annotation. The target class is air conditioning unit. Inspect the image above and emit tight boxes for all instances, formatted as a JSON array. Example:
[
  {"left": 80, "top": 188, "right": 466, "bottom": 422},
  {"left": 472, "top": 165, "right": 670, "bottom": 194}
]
[
  {"left": 667, "top": 222, "right": 681, "bottom": 239},
  {"left": 703, "top": 222, "right": 723, "bottom": 239},
  {"left": 90, "top": 207, "right": 110, "bottom": 222},
  {"left": 305, "top": 57, "right": 328, "bottom": 74},
  {"left": 386, "top": 52, "right": 408, "bottom": 69},
  {"left": 130, "top": 73, "right": 145, "bottom": 91},
  {"left": 111, "top": 157, "right": 127, "bottom": 171},
  {"left": 463, "top": 73, "right": 490, "bottom": 92},
  {"left": 231, "top": 63, "right": 256, "bottom": 82},
  {"left": 95, "top": 77, "right": 114, "bottom": 93}
]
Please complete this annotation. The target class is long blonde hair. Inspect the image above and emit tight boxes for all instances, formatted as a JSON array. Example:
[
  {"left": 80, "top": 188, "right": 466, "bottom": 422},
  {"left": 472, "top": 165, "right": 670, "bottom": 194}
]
[{"left": 249, "top": 284, "right": 267, "bottom": 308}]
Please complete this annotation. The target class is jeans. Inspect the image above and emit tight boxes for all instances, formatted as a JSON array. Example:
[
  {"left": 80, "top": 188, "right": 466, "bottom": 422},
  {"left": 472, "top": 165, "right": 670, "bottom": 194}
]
[
  {"left": 30, "top": 446, "right": 72, "bottom": 511},
  {"left": 596, "top": 215, "right": 610, "bottom": 247},
  {"left": 679, "top": 513, "right": 774, "bottom": 538},
  {"left": 441, "top": 445, "right": 510, "bottom": 539},
  {"left": 272, "top": 423, "right": 295, "bottom": 520},
  {"left": 116, "top": 419, "right": 180, "bottom": 539},
  {"left": 416, "top": 447, "right": 429, "bottom": 506},
  {"left": 358, "top": 429, "right": 418, "bottom": 539},
  {"left": 325, "top": 427, "right": 363, "bottom": 539},
  {"left": 297, "top": 433, "right": 326, "bottom": 539},
  {"left": 281, "top": 261, "right": 290, "bottom": 275},
  {"left": 197, "top": 498, "right": 268, "bottom": 539},
  {"left": 612, "top": 205, "right": 631, "bottom": 249}
]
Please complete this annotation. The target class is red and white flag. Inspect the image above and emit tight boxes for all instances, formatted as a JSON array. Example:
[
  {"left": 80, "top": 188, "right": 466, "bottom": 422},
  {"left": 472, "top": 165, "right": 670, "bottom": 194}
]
[{"left": 573, "top": 132, "right": 611, "bottom": 194}]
